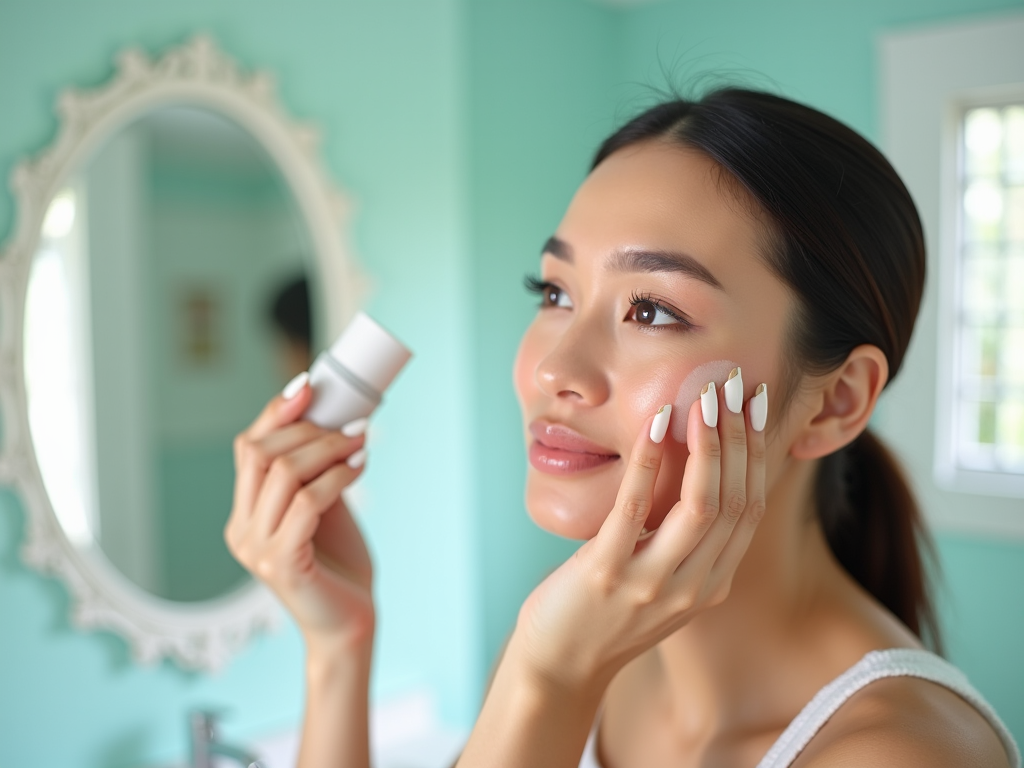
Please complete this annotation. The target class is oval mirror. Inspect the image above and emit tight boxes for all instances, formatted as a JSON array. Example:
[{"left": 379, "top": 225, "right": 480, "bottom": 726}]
[
  {"left": 26, "top": 104, "right": 317, "bottom": 602},
  {"left": 0, "top": 37, "right": 365, "bottom": 670}
]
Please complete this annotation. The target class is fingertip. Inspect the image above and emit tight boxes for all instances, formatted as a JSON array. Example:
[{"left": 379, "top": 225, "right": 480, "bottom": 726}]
[
  {"left": 246, "top": 375, "right": 314, "bottom": 439},
  {"left": 599, "top": 407, "right": 670, "bottom": 556},
  {"left": 630, "top": 410, "right": 656, "bottom": 449},
  {"left": 745, "top": 388, "right": 768, "bottom": 452},
  {"left": 724, "top": 366, "right": 743, "bottom": 415},
  {"left": 265, "top": 379, "right": 312, "bottom": 427},
  {"left": 686, "top": 392, "right": 721, "bottom": 455},
  {"left": 649, "top": 404, "right": 673, "bottom": 444},
  {"left": 700, "top": 380, "right": 719, "bottom": 429},
  {"left": 282, "top": 371, "right": 310, "bottom": 400},
  {"left": 279, "top": 383, "right": 313, "bottom": 418},
  {"left": 624, "top": 408, "right": 670, "bottom": 474},
  {"left": 749, "top": 383, "right": 768, "bottom": 433}
]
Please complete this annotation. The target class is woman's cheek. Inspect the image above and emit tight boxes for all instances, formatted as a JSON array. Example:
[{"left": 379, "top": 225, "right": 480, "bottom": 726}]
[
  {"left": 513, "top": 322, "right": 543, "bottom": 409},
  {"left": 621, "top": 366, "right": 680, "bottom": 429},
  {"left": 621, "top": 360, "right": 740, "bottom": 444}
]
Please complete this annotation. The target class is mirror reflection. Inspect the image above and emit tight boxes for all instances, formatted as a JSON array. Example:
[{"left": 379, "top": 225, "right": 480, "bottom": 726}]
[{"left": 24, "top": 105, "right": 319, "bottom": 603}]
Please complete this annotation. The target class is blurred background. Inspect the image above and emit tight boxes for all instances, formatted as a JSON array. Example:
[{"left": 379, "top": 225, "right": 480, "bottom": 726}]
[{"left": 0, "top": 0, "right": 1021, "bottom": 766}]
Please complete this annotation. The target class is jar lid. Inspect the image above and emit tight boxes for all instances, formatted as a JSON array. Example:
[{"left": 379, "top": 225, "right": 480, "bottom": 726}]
[{"left": 327, "top": 311, "right": 412, "bottom": 395}]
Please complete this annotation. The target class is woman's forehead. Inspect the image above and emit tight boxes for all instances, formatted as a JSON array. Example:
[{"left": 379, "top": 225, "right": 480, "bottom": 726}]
[{"left": 554, "top": 141, "right": 772, "bottom": 287}]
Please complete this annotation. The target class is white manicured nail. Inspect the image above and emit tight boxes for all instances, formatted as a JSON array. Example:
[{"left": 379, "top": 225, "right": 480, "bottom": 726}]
[
  {"left": 701, "top": 381, "right": 718, "bottom": 428},
  {"left": 724, "top": 367, "right": 743, "bottom": 414},
  {"left": 650, "top": 404, "right": 672, "bottom": 444},
  {"left": 341, "top": 417, "right": 368, "bottom": 437},
  {"left": 346, "top": 448, "right": 367, "bottom": 469},
  {"left": 283, "top": 371, "right": 309, "bottom": 400},
  {"left": 751, "top": 383, "right": 768, "bottom": 432}
]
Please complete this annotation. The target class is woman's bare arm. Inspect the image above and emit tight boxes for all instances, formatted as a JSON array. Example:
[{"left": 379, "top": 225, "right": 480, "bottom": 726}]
[
  {"left": 299, "top": 639, "right": 373, "bottom": 768},
  {"left": 225, "top": 379, "right": 376, "bottom": 768},
  {"left": 457, "top": 634, "right": 603, "bottom": 768}
]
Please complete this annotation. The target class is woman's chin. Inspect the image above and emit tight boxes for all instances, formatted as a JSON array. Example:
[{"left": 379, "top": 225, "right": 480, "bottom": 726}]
[
  {"left": 524, "top": 477, "right": 615, "bottom": 540},
  {"left": 527, "top": 504, "right": 604, "bottom": 540},
  {"left": 524, "top": 463, "right": 679, "bottom": 540}
]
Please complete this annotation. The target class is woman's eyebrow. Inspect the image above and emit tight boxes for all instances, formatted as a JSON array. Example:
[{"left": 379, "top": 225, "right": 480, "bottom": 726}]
[
  {"left": 608, "top": 248, "right": 723, "bottom": 290},
  {"left": 541, "top": 236, "right": 573, "bottom": 262},
  {"left": 541, "top": 237, "right": 723, "bottom": 291}
]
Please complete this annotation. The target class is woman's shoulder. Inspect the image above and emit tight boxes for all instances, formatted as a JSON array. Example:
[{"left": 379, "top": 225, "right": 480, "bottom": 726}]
[{"left": 792, "top": 673, "right": 1012, "bottom": 768}]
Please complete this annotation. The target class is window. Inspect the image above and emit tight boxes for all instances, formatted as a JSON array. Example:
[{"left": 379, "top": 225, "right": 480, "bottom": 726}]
[
  {"left": 953, "top": 104, "right": 1024, "bottom": 477},
  {"left": 882, "top": 11, "right": 1024, "bottom": 531},
  {"left": 24, "top": 186, "right": 99, "bottom": 545}
]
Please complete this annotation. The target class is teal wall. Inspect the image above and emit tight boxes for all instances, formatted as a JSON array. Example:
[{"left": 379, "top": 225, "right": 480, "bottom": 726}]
[
  {"left": 463, "top": 0, "right": 621, "bottom": 676},
  {"left": 0, "top": 1, "right": 480, "bottom": 765},
  {"left": 1, "top": 0, "right": 1022, "bottom": 766}
]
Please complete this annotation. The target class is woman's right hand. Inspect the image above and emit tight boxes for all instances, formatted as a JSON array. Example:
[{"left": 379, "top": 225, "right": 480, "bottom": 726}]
[{"left": 225, "top": 376, "right": 375, "bottom": 654}]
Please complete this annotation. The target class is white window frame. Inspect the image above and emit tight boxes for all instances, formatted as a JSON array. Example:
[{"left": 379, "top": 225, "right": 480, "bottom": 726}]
[
  {"left": 942, "top": 93, "right": 1024, "bottom": 496},
  {"left": 880, "top": 12, "right": 1024, "bottom": 537}
]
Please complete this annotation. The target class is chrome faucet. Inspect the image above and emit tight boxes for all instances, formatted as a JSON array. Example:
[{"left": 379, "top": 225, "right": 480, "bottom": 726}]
[{"left": 189, "top": 710, "right": 262, "bottom": 768}]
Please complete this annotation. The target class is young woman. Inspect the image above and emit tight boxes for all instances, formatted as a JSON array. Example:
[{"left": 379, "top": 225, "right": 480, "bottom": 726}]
[{"left": 225, "top": 89, "right": 1021, "bottom": 767}]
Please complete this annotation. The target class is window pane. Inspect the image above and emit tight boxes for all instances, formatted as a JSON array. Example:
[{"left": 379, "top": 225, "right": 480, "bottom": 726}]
[
  {"left": 997, "top": 400, "right": 1024, "bottom": 468},
  {"left": 965, "top": 108, "right": 1003, "bottom": 178},
  {"left": 955, "top": 104, "right": 1024, "bottom": 475},
  {"left": 979, "top": 400, "right": 998, "bottom": 444},
  {"left": 963, "top": 181, "right": 1004, "bottom": 243},
  {"left": 1006, "top": 107, "right": 1024, "bottom": 185},
  {"left": 1007, "top": 254, "right": 1024, "bottom": 326},
  {"left": 957, "top": 400, "right": 998, "bottom": 465},
  {"left": 958, "top": 325, "right": 1002, "bottom": 398},
  {"left": 962, "top": 255, "right": 1002, "bottom": 319},
  {"left": 1003, "top": 328, "right": 1024, "bottom": 384}
]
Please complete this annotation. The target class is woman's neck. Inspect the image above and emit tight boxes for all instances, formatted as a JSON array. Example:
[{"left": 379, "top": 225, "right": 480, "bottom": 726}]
[{"left": 642, "top": 452, "right": 920, "bottom": 741}]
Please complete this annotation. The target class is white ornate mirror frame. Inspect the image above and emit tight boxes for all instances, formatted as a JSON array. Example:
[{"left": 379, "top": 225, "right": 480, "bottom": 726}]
[{"left": 0, "top": 35, "right": 366, "bottom": 671}]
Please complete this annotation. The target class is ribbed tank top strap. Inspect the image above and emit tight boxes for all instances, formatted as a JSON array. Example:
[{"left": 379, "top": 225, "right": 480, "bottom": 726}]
[
  {"left": 579, "top": 705, "right": 603, "bottom": 768},
  {"left": 755, "top": 648, "right": 1021, "bottom": 768}
]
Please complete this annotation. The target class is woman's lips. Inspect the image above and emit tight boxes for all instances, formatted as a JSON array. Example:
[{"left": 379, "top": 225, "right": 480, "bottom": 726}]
[{"left": 528, "top": 420, "right": 620, "bottom": 475}]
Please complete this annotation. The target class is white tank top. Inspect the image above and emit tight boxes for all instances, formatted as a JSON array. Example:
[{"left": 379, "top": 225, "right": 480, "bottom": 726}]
[{"left": 578, "top": 648, "right": 1021, "bottom": 768}]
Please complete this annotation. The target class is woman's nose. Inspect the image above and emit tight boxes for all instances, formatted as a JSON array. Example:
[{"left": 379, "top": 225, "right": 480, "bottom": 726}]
[{"left": 534, "top": 320, "right": 610, "bottom": 405}]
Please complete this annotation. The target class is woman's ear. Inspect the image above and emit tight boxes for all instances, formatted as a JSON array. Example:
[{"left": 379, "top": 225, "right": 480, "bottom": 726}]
[{"left": 790, "top": 344, "right": 889, "bottom": 460}]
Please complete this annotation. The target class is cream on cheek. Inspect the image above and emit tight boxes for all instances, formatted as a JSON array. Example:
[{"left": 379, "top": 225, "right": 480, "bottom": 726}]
[{"left": 670, "top": 359, "right": 740, "bottom": 442}]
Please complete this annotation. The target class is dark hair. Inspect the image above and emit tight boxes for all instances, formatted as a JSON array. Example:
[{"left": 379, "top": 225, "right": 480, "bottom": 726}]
[
  {"left": 268, "top": 275, "right": 311, "bottom": 347},
  {"left": 594, "top": 88, "right": 939, "bottom": 648}
]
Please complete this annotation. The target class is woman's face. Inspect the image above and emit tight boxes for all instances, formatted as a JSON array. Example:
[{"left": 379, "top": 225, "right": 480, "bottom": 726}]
[{"left": 514, "top": 140, "right": 794, "bottom": 539}]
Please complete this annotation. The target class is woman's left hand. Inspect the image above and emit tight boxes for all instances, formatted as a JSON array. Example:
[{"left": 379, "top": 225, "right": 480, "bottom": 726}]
[
  {"left": 514, "top": 379, "right": 768, "bottom": 699},
  {"left": 456, "top": 381, "right": 768, "bottom": 768}
]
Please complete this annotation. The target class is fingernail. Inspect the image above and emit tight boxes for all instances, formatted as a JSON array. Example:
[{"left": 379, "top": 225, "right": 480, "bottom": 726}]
[
  {"left": 341, "top": 417, "right": 368, "bottom": 437},
  {"left": 283, "top": 371, "right": 309, "bottom": 400},
  {"left": 751, "top": 383, "right": 768, "bottom": 432},
  {"left": 724, "top": 367, "right": 743, "bottom": 414},
  {"left": 701, "top": 381, "right": 718, "bottom": 428},
  {"left": 649, "top": 404, "right": 672, "bottom": 444},
  {"left": 346, "top": 448, "right": 367, "bottom": 469},
  {"left": 637, "top": 526, "right": 656, "bottom": 541}
]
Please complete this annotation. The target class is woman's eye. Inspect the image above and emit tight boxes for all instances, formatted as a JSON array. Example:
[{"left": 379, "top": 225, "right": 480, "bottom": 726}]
[
  {"left": 524, "top": 275, "right": 574, "bottom": 310},
  {"left": 538, "top": 284, "right": 573, "bottom": 309},
  {"left": 632, "top": 299, "right": 677, "bottom": 326}
]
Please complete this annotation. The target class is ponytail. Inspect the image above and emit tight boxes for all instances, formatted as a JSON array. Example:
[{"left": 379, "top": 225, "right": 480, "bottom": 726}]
[{"left": 816, "top": 429, "right": 941, "bottom": 651}]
